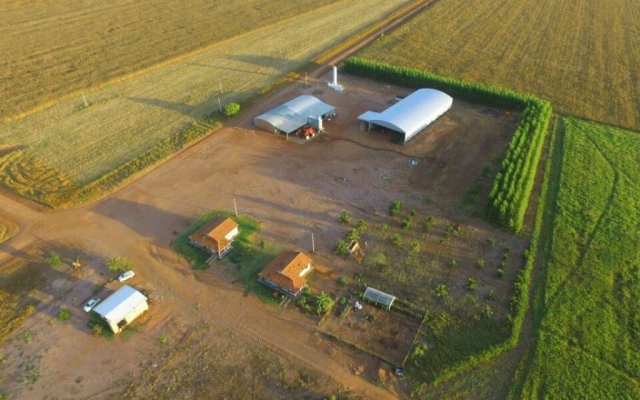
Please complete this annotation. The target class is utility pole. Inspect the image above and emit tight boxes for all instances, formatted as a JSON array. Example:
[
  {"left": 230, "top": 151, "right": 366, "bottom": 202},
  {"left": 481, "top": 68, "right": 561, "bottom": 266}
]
[
  {"left": 82, "top": 93, "right": 88, "bottom": 107},
  {"left": 233, "top": 198, "right": 238, "bottom": 216},
  {"left": 311, "top": 232, "right": 315, "bottom": 253},
  {"left": 305, "top": 72, "right": 308, "bottom": 89}
]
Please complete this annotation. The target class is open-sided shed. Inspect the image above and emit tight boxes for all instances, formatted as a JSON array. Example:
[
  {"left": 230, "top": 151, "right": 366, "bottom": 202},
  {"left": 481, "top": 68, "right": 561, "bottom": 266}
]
[
  {"left": 358, "top": 88, "right": 453, "bottom": 143},
  {"left": 254, "top": 95, "right": 336, "bottom": 134},
  {"left": 363, "top": 287, "right": 396, "bottom": 310}
]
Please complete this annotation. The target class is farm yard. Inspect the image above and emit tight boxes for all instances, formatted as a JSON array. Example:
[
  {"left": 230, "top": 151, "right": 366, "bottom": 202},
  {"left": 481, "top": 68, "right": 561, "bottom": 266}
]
[
  {"left": 0, "top": 0, "right": 415, "bottom": 208},
  {"left": 0, "top": 0, "right": 342, "bottom": 120},
  {"left": 358, "top": 0, "right": 640, "bottom": 132},
  {"left": 510, "top": 118, "right": 640, "bottom": 399}
]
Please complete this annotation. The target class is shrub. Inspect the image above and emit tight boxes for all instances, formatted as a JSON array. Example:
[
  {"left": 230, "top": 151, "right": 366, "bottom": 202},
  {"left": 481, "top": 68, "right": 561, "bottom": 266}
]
[
  {"left": 497, "top": 268, "right": 505, "bottom": 278},
  {"left": 338, "top": 296, "right": 347, "bottom": 305},
  {"left": 106, "top": 257, "right": 133, "bottom": 272},
  {"left": 365, "top": 252, "right": 387, "bottom": 267},
  {"left": 48, "top": 254, "right": 61, "bottom": 268},
  {"left": 339, "top": 210, "right": 351, "bottom": 224},
  {"left": 57, "top": 309, "right": 72, "bottom": 321},
  {"left": 195, "top": 302, "right": 202, "bottom": 310},
  {"left": 391, "top": 234, "right": 401, "bottom": 245},
  {"left": 411, "top": 241, "right": 420, "bottom": 252},
  {"left": 476, "top": 258, "right": 485, "bottom": 269},
  {"left": 487, "top": 290, "right": 497, "bottom": 301},
  {"left": 435, "top": 284, "right": 448, "bottom": 298},
  {"left": 346, "top": 228, "right": 359, "bottom": 241},
  {"left": 481, "top": 305, "right": 494, "bottom": 318},
  {"left": 337, "top": 276, "right": 348, "bottom": 286},
  {"left": 466, "top": 278, "right": 478, "bottom": 291},
  {"left": 92, "top": 324, "right": 103, "bottom": 337},
  {"left": 486, "top": 238, "right": 496, "bottom": 246},
  {"left": 159, "top": 334, "right": 169, "bottom": 344},
  {"left": 302, "top": 287, "right": 312, "bottom": 296},
  {"left": 409, "top": 210, "right": 418, "bottom": 218},
  {"left": 20, "top": 332, "right": 33, "bottom": 342},
  {"left": 390, "top": 201, "right": 403, "bottom": 216},
  {"left": 412, "top": 342, "right": 428, "bottom": 358},
  {"left": 401, "top": 217, "right": 412, "bottom": 229},
  {"left": 223, "top": 102, "right": 240, "bottom": 116},
  {"left": 439, "top": 233, "right": 450, "bottom": 244},
  {"left": 315, "top": 292, "right": 335, "bottom": 314},
  {"left": 335, "top": 240, "right": 348, "bottom": 255},
  {"left": 356, "top": 219, "right": 367, "bottom": 231},
  {"left": 450, "top": 259, "right": 458, "bottom": 268},
  {"left": 380, "top": 223, "right": 388, "bottom": 231}
]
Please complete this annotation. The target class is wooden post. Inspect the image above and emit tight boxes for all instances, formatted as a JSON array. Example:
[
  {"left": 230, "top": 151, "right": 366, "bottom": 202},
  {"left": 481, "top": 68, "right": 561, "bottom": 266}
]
[
  {"left": 233, "top": 198, "right": 238, "bottom": 216},
  {"left": 218, "top": 96, "right": 222, "bottom": 113},
  {"left": 219, "top": 80, "right": 223, "bottom": 93},
  {"left": 305, "top": 73, "right": 308, "bottom": 88},
  {"left": 311, "top": 232, "right": 315, "bottom": 253},
  {"left": 82, "top": 93, "right": 88, "bottom": 107}
]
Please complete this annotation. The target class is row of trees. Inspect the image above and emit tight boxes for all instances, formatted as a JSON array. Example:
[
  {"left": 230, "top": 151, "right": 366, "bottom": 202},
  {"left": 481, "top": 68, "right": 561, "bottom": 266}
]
[
  {"left": 486, "top": 101, "right": 552, "bottom": 232},
  {"left": 342, "top": 57, "right": 553, "bottom": 232}
]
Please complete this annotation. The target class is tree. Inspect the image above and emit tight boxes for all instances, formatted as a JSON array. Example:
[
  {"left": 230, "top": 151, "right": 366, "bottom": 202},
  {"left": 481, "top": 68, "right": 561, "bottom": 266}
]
[
  {"left": 339, "top": 210, "right": 351, "bottom": 224},
  {"left": 335, "top": 240, "right": 348, "bottom": 255},
  {"left": 224, "top": 102, "right": 240, "bottom": 116},
  {"left": 106, "top": 257, "right": 133, "bottom": 272},
  {"left": 435, "top": 284, "right": 448, "bottom": 298},
  {"left": 315, "top": 292, "right": 334, "bottom": 314},
  {"left": 337, "top": 276, "right": 348, "bottom": 286}
]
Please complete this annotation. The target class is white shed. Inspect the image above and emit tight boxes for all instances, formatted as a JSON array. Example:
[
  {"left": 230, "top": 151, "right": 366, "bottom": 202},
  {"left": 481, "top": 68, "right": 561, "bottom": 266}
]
[
  {"left": 254, "top": 95, "right": 336, "bottom": 134},
  {"left": 358, "top": 89, "right": 453, "bottom": 143},
  {"left": 93, "top": 285, "right": 148, "bottom": 333}
]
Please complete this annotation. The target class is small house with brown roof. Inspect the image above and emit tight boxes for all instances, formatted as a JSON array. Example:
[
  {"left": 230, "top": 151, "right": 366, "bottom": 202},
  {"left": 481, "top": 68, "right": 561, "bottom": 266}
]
[
  {"left": 188, "top": 217, "right": 239, "bottom": 259},
  {"left": 258, "top": 251, "right": 313, "bottom": 297}
]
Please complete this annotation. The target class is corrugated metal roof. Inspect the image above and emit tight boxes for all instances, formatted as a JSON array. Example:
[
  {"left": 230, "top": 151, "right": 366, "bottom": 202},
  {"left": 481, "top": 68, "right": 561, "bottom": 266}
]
[
  {"left": 254, "top": 95, "right": 336, "bottom": 134},
  {"left": 358, "top": 89, "right": 453, "bottom": 142},
  {"left": 93, "top": 285, "right": 147, "bottom": 323},
  {"left": 363, "top": 287, "right": 396, "bottom": 308}
]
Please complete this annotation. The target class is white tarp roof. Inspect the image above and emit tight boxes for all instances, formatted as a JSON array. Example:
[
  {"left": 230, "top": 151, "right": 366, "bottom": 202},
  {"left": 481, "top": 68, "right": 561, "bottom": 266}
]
[
  {"left": 358, "top": 89, "right": 453, "bottom": 142},
  {"left": 363, "top": 287, "right": 396, "bottom": 309},
  {"left": 254, "top": 95, "right": 336, "bottom": 134},
  {"left": 93, "top": 285, "right": 147, "bottom": 323}
]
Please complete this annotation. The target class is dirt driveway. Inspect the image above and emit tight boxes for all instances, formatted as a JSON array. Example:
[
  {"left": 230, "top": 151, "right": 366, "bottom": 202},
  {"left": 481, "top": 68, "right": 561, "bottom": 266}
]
[{"left": 0, "top": 71, "right": 517, "bottom": 399}]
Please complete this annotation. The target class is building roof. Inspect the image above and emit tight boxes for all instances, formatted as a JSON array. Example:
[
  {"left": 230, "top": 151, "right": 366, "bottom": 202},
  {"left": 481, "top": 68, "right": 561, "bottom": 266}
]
[
  {"left": 93, "top": 285, "right": 148, "bottom": 323},
  {"left": 254, "top": 95, "right": 336, "bottom": 134},
  {"left": 358, "top": 89, "right": 453, "bottom": 142},
  {"left": 189, "top": 216, "right": 239, "bottom": 254},
  {"left": 363, "top": 287, "right": 396, "bottom": 309},
  {"left": 258, "top": 251, "right": 312, "bottom": 293}
]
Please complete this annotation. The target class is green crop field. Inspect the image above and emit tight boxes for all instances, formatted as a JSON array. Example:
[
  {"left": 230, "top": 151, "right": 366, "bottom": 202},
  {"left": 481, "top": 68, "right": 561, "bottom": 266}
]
[
  {"left": 0, "top": 0, "right": 342, "bottom": 121},
  {"left": 0, "top": 0, "right": 414, "bottom": 208},
  {"left": 359, "top": 0, "right": 640, "bottom": 132},
  {"left": 510, "top": 118, "right": 640, "bottom": 399}
]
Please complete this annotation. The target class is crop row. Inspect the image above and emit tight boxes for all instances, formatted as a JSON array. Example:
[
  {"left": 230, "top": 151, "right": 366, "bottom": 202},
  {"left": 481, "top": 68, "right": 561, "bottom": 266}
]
[{"left": 342, "top": 57, "right": 553, "bottom": 232}]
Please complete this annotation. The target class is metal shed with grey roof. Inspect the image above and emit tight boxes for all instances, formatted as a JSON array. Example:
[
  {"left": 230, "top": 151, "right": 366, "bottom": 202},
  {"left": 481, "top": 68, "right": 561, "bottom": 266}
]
[
  {"left": 363, "top": 287, "right": 396, "bottom": 310},
  {"left": 254, "top": 95, "right": 336, "bottom": 134}
]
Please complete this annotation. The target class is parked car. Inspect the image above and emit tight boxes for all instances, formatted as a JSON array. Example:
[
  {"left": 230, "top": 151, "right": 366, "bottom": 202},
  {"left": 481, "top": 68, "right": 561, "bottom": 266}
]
[
  {"left": 83, "top": 298, "right": 101, "bottom": 312},
  {"left": 118, "top": 270, "right": 135, "bottom": 282}
]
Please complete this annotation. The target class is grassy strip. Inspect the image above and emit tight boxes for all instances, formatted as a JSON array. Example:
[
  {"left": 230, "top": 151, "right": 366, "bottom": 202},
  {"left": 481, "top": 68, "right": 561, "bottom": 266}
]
[{"left": 342, "top": 57, "right": 552, "bottom": 232}]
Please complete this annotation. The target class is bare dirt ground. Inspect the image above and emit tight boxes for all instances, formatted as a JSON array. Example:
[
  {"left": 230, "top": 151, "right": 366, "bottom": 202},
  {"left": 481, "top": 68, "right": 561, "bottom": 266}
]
[{"left": 0, "top": 72, "right": 521, "bottom": 399}]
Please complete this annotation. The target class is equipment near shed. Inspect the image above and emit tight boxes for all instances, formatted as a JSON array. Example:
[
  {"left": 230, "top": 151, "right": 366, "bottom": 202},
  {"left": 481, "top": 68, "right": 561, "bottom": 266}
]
[{"left": 296, "top": 124, "right": 317, "bottom": 140}]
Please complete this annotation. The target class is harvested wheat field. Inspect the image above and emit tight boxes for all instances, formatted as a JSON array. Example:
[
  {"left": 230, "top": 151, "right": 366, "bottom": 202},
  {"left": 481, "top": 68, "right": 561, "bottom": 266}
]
[
  {"left": 359, "top": 0, "right": 640, "bottom": 131},
  {"left": 0, "top": 0, "right": 414, "bottom": 208},
  {"left": 0, "top": 0, "right": 341, "bottom": 120}
]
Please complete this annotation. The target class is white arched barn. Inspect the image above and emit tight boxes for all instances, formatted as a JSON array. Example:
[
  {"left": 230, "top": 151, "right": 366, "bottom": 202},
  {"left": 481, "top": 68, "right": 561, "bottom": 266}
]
[{"left": 358, "top": 89, "right": 453, "bottom": 143}]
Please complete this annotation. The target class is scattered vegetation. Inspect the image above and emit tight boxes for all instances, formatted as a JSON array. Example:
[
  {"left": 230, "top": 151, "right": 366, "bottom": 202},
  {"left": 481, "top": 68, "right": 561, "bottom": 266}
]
[
  {"left": 389, "top": 200, "right": 403, "bottom": 216},
  {"left": 336, "top": 276, "right": 348, "bottom": 287},
  {"left": 335, "top": 240, "right": 348, "bottom": 256},
  {"left": 47, "top": 254, "right": 62, "bottom": 268}
]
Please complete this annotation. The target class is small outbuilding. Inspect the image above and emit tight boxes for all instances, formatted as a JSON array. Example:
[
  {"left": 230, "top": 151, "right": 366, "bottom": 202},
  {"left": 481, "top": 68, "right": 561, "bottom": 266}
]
[
  {"left": 258, "top": 251, "right": 313, "bottom": 297},
  {"left": 254, "top": 95, "right": 336, "bottom": 134},
  {"left": 363, "top": 287, "right": 396, "bottom": 310},
  {"left": 358, "top": 88, "right": 453, "bottom": 143},
  {"left": 189, "top": 216, "right": 239, "bottom": 259},
  {"left": 93, "top": 285, "right": 148, "bottom": 334}
]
